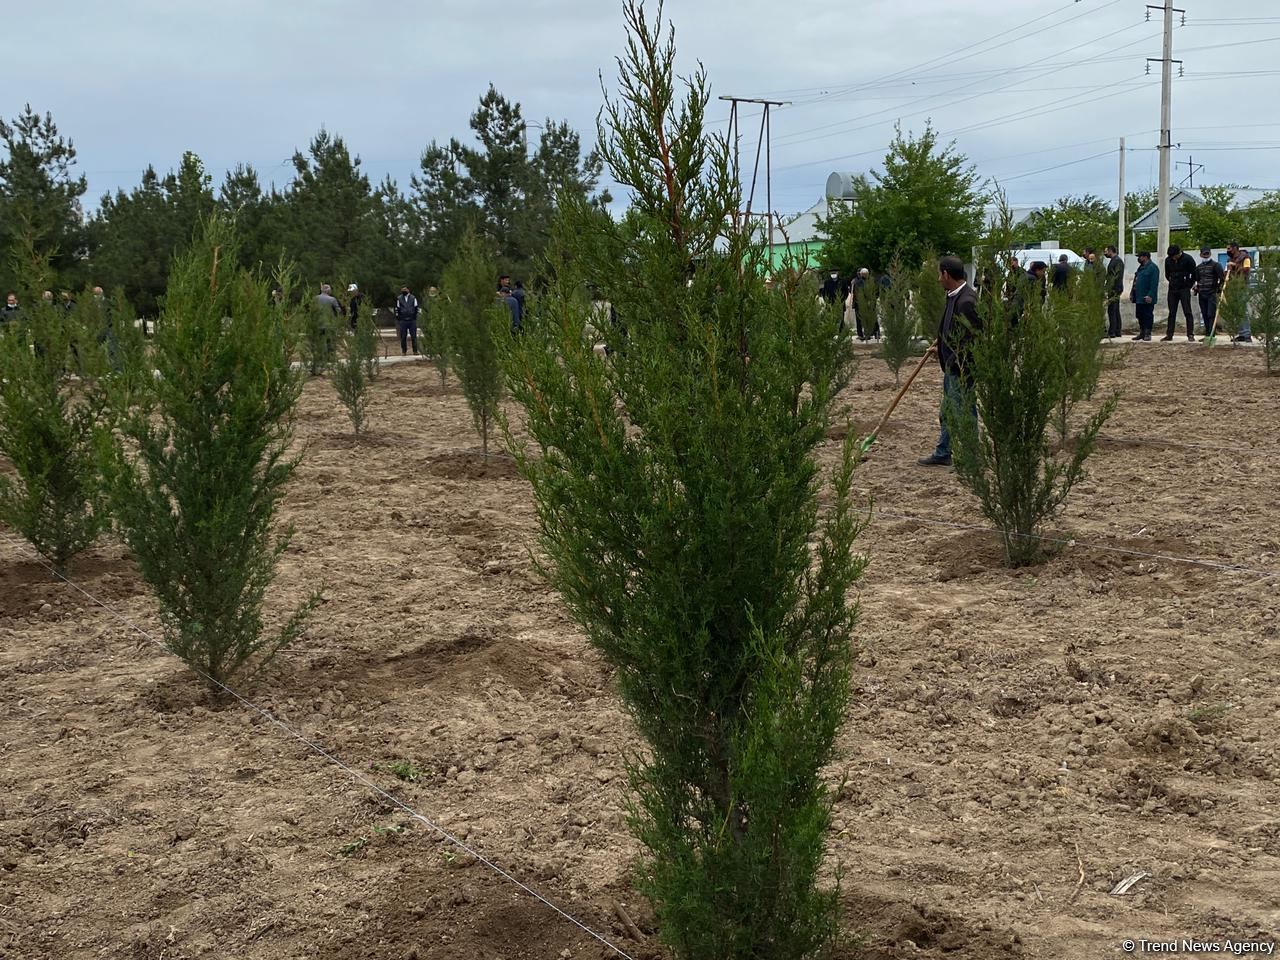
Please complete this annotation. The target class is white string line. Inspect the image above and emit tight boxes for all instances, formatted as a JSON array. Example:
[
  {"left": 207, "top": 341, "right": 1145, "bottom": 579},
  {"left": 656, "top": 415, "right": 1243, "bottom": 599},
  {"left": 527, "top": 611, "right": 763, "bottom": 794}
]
[
  {"left": 0, "top": 531, "right": 636, "bottom": 960},
  {"left": 873, "top": 510, "right": 1280, "bottom": 580}
]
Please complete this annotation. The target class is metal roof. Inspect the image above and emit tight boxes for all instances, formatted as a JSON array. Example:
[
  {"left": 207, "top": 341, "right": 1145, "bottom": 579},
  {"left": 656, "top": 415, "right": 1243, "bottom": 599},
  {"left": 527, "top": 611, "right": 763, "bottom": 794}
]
[{"left": 1129, "top": 187, "right": 1273, "bottom": 232}]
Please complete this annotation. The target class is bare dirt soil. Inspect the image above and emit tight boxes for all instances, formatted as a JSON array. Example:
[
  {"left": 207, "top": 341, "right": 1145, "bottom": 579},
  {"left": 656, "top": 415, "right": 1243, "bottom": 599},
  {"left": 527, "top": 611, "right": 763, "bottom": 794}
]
[{"left": 2, "top": 343, "right": 1277, "bottom": 960}]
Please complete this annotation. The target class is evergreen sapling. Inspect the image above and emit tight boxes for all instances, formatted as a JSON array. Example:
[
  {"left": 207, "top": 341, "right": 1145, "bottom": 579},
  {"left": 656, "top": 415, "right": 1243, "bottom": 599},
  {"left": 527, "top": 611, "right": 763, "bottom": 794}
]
[
  {"left": 497, "top": 5, "right": 863, "bottom": 957},
  {"left": 877, "top": 259, "right": 916, "bottom": 383},
  {"left": 441, "top": 231, "right": 505, "bottom": 458},
  {"left": 100, "top": 216, "right": 318, "bottom": 695}
]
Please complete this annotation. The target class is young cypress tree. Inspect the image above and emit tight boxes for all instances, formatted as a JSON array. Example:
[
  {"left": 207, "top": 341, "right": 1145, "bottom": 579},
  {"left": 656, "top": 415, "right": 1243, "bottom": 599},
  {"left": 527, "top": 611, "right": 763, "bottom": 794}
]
[
  {"left": 1253, "top": 255, "right": 1280, "bottom": 374},
  {"left": 441, "top": 230, "right": 504, "bottom": 458},
  {"left": 912, "top": 250, "right": 945, "bottom": 342},
  {"left": 100, "top": 215, "right": 317, "bottom": 695},
  {"left": 947, "top": 207, "right": 1118, "bottom": 567},
  {"left": 497, "top": 5, "right": 863, "bottom": 957},
  {"left": 421, "top": 295, "right": 451, "bottom": 388},
  {"left": 331, "top": 323, "right": 370, "bottom": 434},
  {"left": 0, "top": 280, "right": 108, "bottom": 574},
  {"left": 1050, "top": 266, "right": 1109, "bottom": 442},
  {"left": 877, "top": 259, "right": 916, "bottom": 383}
]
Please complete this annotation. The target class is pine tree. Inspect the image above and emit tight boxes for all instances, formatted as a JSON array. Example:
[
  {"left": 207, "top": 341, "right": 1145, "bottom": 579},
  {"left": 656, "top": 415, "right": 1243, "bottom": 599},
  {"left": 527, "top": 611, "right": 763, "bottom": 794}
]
[
  {"left": 441, "top": 231, "right": 504, "bottom": 458},
  {"left": 497, "top": 5, "right": 862, "bottom": 957},
  {"left": 101, "top": 215, "right": 317, "bottom": 695}
]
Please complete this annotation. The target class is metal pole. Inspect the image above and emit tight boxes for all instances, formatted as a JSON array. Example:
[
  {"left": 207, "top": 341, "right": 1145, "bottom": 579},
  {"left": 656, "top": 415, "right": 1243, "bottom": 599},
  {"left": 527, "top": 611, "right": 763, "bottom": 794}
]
[
  {"left": 765, "top": 105, "right": 773, "bottom": 268},
  {"left": 1156, "top": 0, "right": 1174, "bottom": 259},
  {"left": 1118, "top": 137, "right": 1126, "bottom": 260}
]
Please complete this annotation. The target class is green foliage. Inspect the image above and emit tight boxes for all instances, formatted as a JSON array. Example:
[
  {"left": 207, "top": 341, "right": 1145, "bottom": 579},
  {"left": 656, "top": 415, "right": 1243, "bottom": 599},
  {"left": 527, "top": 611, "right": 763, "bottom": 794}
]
[
  {"left": 441, "top": 231, "right": 504, "bottom": 457},
  {"left": 1181, "top": 186, "right": 1248, "bottom": 250},
  {"left": 855, "top": 277, "right": 879, "bottom": 338},
  {"left": 877, "top": 262, "right": 916, "bottom": 383},
  {"left": 1217, "top": 272, "right": 1249, "bottom": 341},
  {"left": 91, "top": 151, "right": 217, "bottom": 317},
  {"left": 1254, "top": 255, "right": 1280, "bottom": 374},
  {"left": 100, "top": 215, "right": 317, "bottom": 695},
  {"left": 1014, "top": 194, "right": 1114, "bottom": 255},
  {"left": 947, "top": 205, "right": 1118, "bottom": 567},
  {"left": 332, "top": 326, "right": 371, "bottom": 435},
  {"left": 0, "top": 106, "right": 89, "bottom": 295},
  {"left": 0, "top": 291, "right": 108, "bottom": 574},
  {"left": 497, "top": 6, "right": 862, "bottom": 958},
  {"left": 912, "top": 252, "right": 945, "bottom": 341},
  {"left": 420, "top": 294, "right": 450, "bottom": 387},
  {"left": 300, "top": 298, "right": 340, "bottom": 375},
  {"left": 1049, "top": 270, "right": 1109, "bottom": 442},
  {"left": 353, "top": 306, "right": 382, "bottom": 380},
  {"left": 818, "top": 122, "right": 985, "bottom": 275}
]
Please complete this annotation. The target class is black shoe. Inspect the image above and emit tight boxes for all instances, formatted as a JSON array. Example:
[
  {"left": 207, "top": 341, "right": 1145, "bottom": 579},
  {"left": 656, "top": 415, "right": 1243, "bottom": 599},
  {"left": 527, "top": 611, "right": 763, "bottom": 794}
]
[
  {"left": 917, "top": 453, "right": 952, "bottom": 467},
  {"left": 1142, "top": 335, "right": 1152, "bottom": 341},
  {"left": 1160, "top": 334, "right": 1174, "bottom": 341},
  {"left": 1234, "top": 334, "right": 1253, "bottom": 343},
  {"left": 1186, "top": 335, "right": 1195, "bottom": 341},
  {"left": 1131, "top": 334, "right": 1144, "bottom": 341}
]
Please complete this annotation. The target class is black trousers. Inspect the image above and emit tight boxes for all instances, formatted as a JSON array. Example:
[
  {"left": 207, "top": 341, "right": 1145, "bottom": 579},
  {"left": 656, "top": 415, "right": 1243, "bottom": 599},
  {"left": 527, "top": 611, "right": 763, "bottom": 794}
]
[
  {"left": 397, "top": 318, "right": 418, "bottom": 354},
  {"left": 1136, "top": 302, "right": 1154, "bottom": 338},
  {"left": 1106, "top": 300, "right": 1122, "bottom": 338},
  {"left": 1198, "top": 291, "right": 1219, "bottom": 336},
  {"left": 1166, "top": 287, "right": 1193, "bottom": 338}
]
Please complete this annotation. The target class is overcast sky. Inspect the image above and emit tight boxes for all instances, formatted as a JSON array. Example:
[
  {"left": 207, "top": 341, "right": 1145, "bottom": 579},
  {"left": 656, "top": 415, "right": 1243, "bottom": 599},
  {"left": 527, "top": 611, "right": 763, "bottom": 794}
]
[{"left": 5, "top": 0, "right": 1279, "bottom": 217}]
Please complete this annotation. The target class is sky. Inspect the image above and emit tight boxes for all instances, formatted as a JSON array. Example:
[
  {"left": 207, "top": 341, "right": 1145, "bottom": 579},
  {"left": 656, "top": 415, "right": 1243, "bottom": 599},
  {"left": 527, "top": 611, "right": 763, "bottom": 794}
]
[{"left": 5, "top": 0, "right": 1279, "bottom": 219}]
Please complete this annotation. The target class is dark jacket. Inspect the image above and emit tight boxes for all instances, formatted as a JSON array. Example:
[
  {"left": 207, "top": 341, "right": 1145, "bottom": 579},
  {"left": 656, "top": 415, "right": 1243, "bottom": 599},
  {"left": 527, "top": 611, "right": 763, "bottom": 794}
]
[
  {"left": 936, "top": 283, "right": 981, "bottom": 377},
  {"left": 820, "top": 275, "right": 840, "bottom": 305},
  {"left": 394, "top": 293, "right": 419, "bottom": 322},
  {"left": 1164, "top": 252, "right": 1197, "bottom": 293},
  {"left": 1132, "top": 260, "right": 1160, "bottom": 305},
  {"left": 1051, "top": 261, "right": 1070, "bottom": 289},
  {"left": 1106, "top": 255, "right": 1125, "bottom": 299},
  {"left": 0, "top": 304, "right": 19, "bottom": 326},
  {"left": 347, "top": 292, "right": 363, "bottom": 326},
  {"left": 1194, "top": 258, "right": 1225, "bottom": 294}
]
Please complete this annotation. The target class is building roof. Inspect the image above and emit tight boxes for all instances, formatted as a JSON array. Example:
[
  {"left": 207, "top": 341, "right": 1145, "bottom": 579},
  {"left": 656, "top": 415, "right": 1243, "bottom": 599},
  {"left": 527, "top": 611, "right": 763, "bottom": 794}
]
[{"left": 1130, "top": 187, "right": 1273, "bottom": 232}]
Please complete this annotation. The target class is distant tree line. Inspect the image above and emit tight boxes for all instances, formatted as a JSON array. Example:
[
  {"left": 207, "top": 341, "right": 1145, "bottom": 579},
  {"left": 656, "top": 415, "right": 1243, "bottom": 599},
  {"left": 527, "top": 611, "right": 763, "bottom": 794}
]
[{"left": 0, "top": 87, "right": 609, "bottom": 313}]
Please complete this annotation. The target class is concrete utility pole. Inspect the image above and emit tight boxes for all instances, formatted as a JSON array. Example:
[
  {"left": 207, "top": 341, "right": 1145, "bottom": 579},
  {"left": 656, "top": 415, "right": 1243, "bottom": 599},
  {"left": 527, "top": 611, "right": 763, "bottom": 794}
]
[
  {"left": 1147, "top": 1, "right": 1183, "bottom": 259},
  {"left": 1118, "top": 137, "right": 1126, "bottom": 259}
]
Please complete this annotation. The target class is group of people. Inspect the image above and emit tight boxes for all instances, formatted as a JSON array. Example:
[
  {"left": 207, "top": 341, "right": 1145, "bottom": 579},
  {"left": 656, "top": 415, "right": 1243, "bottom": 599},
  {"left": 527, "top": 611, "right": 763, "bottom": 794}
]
[
  {"left": 1129, "top": 242, "right": 1254, "bottom": 343},
  {"left": 0, "top": 286, "right": 111, "bottom": 327},
  {"left": 307, "top": 273, "right": 527, "bottom": 358}
]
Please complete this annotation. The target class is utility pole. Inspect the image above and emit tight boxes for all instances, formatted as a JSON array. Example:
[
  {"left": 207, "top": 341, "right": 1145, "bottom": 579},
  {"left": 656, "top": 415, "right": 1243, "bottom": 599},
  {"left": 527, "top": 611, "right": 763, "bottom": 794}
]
[
  {"left": 719, "top": 96, "right": 789, "bottom": 266},
  {"left": 1177, "top": 156, "right": 1204, "bottom": 188},
  {"left": 1147, "top": 1, "right": 1184, "bottom": 259},
  {"left": 1118, "top": 137, "right": 1126, "bottom": 259}
]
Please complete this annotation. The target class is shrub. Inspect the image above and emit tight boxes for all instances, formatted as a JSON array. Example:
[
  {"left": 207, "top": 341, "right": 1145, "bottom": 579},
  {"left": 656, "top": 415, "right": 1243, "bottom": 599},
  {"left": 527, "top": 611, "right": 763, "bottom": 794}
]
[
  {"left": 354, "top": 307, "right": 381, "bottom": 380},
  {"left": 332, "top": 324, "right": 371, "bottom": 434},
  {"left": 100, "top": 216, "right": 317, "bottom": 695},
  {"left": 0, "top": 292, "right": 108, "bottom": 574},
  {"left": 912, "top": 251, "right": 945, "bottom": 341},
  {"left": 877, "top": 260, "right": 917, "bottom": 383},
  {"left": 1049, "top": 266, "right": 1109, "bottom": 442},
  {"left": 441, "top": 231, "right": 505, "bottom": 458},
  {"left": 947, "top": 221, "right": 1118, "bottom": 567},
  {"left": 497, "top": 6, "right": 863, "bottom": 958},
  {"left": 1253, "top": 256, "right": 1280, "bottom": 373},
  {"left": 1217, "top": 272, "right": 1248, "bottom": 343}
]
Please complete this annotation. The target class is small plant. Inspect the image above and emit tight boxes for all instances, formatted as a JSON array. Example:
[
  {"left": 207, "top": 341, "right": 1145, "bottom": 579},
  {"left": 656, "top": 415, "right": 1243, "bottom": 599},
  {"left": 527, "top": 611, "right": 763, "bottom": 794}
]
[
  {"left": 1186, "top": 703, "right": 1231, "bottom": 724},
  {"left": 947, "top": 203, "right": 1118, "bottom": 567},
  {"left": 331, "top": 327, "right": 370, "bottom": 435},
  {"left": 100, "top": 215, "right": 318, "bottom": 696},
  {"left": 0, "top": 283, "right": 109, "bottom": 575},
  {"left": 441, "top": 230, "right": 505, "bottom": 458},
  {"left": 381, "top": 759, "right": 422, "bottom": 782},
  {"left": 420, "top": 295, "right": 450, "bottom": 388},
  {"left": 337, "top": 836, "right": 369, "bottom": 857},
  {"left": 877, "top": 260, "right": 917, "bottom": 383}
]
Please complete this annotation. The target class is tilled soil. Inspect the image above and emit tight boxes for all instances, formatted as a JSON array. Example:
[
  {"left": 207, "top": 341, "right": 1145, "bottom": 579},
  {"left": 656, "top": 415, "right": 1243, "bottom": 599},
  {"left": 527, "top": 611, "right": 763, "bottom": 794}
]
[{"left": 1, "top": 343, "right": 1277, "bottom": 959}]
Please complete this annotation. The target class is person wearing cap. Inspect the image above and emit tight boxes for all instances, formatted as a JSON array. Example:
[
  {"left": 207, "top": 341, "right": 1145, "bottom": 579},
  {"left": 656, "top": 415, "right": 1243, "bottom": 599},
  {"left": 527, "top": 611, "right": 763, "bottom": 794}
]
[
  {"left": 1130, "top": 252, "right": 1159, "bottom": 341},
  {"left": 1225, "top": 242, "right": 1253, "bottom": 342},
  {"left": 394, "top": 285, "right": 420, "bottom": 355},
  {"left": 346, "top": 283, "right": 364, "bottom": 331},
  {"left": 1193, "top": 247, "right": 1225, "bottom": 340},
  {"left": 1162, "top": 244, "right": 1198, "bottom": 341}
]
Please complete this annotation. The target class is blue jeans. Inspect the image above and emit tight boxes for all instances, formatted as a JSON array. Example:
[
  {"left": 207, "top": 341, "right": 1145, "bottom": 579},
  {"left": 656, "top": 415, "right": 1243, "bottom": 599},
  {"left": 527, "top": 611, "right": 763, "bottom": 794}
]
[
  {"left": 1198, "top": 291, "right": 1218, "bottom": 334},
  {"left": 933, "top": 371, "right": 975, "bottom": 459}
]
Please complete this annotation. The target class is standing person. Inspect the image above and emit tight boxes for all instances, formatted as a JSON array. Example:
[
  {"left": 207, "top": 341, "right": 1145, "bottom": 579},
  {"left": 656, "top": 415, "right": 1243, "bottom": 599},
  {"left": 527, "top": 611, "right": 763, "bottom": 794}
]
[
  {"left": 1, "top": 292, "right": 20, "bottom": 327},
  {"left": 918, "top": 256, "right": 980, "bottom": 468},
  {"left": 61, "top": 291, "right": 76, "bottom": 312},
  {"left": 394, "top": 285, "right": 420, "bottom": 355},
  {"left": 316, "top": 283, "right": 341, "bottom": 315},
  {"left": 1225, "top": 242, "right": 1254, "bottom": 342},
  {"left": 1104, "top": 245, "right": 1125, "bottom": 338},
  {"left": 820, "top": 269, "right": 840, "bottom": 307},
  {"left": 1130, "top": 251, "right": 1159, "bottom": 341},
  {"left": 1010, "top": 261, "right": 1048, "bottom": 325},
  {"left": 1162, "top": 244, "right": 1197, "bottom": 341},
  {"left": 346, "top": 283, "right": 363, "bottom": 331},
  {"left": 851, "top": 268, "right": 873, "bottom": 340},
  {"left": 1193, "top": 247, "right": 1225, "bottom": 341},
  {"left": 1051, "top": 254, "right": 1070, "bottom": 292}
]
